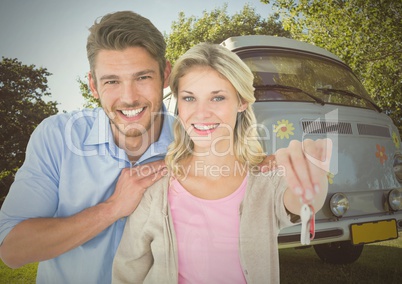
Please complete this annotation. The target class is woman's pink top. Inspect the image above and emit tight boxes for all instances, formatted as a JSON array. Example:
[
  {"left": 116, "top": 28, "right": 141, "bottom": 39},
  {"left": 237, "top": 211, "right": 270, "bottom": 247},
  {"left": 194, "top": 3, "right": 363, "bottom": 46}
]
[{"left": 168, "top": 177, "right": 248, "bottom": 284}]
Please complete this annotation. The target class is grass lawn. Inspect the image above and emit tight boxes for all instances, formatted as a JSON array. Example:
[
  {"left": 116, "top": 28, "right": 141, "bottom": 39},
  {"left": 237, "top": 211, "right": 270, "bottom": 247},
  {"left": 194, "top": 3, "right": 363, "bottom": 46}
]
[
  {"left": 0, "top": 261, "right": 37, "bottom": 284},
  {"left": 280, "top": 233, "right": 402, "bottom": 283},
  {"left": 1, "top": 233, "right": 401, "bottom": 283}
]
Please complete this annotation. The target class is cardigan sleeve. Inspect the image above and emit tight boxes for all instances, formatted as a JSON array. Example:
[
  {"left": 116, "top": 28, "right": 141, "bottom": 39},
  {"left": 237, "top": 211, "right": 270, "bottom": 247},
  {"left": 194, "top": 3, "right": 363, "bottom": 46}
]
[
  {"left": 273, "top": 173, "right": 300, "bottom": 229},
  {"left": 112, "top": 188, "right": 154, "bottom": 283}
]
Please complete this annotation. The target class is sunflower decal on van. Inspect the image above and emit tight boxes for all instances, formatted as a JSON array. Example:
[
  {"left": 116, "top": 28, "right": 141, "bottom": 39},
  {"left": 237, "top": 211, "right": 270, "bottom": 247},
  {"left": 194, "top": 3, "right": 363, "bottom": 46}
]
[
  {"left": 327, "top": 172, "right": 335, "bottom": 184},
  {"left": 392, "top": 131, "right": 400, "bottom": 149},
  {"left": 274, "top": 119, "right": 295, "bottom": 139}
]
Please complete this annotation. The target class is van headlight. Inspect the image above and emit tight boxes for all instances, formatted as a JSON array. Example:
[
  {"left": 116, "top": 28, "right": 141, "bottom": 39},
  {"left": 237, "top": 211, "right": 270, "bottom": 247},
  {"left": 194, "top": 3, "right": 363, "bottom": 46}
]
[
  {"left": 394, "top": 154, "right": 402, "bottom": 183},
  {"left": 388, "top": 189, "right": 402, "bottom": 211},
  {"left": 330, "top": 193, "right": 350, "bottom": 217}
]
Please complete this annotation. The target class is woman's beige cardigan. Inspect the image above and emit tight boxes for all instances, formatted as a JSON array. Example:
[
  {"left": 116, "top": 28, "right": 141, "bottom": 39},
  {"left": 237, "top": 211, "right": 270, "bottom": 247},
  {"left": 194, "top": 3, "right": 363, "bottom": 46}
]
[{"left": 113, "top": 172, "right": 296, "bottom": 284}]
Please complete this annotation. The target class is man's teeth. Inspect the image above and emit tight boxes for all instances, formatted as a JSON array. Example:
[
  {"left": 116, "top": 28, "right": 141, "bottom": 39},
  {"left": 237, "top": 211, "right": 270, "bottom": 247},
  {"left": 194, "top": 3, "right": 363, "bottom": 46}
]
[
  {"left": 121, "top": 108, "right": 144, "bottom": 117},
  {"left": 193, "top": 124, "right": 219, "bottom": 130}
]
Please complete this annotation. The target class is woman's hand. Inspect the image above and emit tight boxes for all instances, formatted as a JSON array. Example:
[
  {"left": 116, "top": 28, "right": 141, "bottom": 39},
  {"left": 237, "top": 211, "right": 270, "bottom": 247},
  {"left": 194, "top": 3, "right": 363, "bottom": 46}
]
[{"left": 276, "top": 138, "right": 333, "bottom": 214}]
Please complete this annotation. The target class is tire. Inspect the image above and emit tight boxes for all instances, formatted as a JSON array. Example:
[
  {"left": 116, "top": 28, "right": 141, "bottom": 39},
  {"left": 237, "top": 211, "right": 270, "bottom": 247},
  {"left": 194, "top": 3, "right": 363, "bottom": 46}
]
[{"left": 313, "top": 241, "right": 364, "bottom": 264}]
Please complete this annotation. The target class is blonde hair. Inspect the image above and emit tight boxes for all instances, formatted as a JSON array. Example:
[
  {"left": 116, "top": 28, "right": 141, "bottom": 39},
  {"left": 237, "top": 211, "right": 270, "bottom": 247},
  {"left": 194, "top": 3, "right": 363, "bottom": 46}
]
[{"left": 166, "top": 43, "right": 264, "bottom": 177}]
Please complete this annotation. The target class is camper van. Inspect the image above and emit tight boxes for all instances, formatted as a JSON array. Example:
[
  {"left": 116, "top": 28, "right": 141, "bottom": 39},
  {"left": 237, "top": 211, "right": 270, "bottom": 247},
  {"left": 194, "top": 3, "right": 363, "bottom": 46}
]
[{"left": 163, "top": 35, "right": 402, "bottom": 264}]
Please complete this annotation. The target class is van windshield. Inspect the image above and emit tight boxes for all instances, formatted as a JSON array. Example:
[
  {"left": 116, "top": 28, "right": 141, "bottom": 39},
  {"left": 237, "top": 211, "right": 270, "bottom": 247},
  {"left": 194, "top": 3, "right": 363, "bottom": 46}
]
[{"left": 239, "top": 50, "right": 379, "bottom": 111}]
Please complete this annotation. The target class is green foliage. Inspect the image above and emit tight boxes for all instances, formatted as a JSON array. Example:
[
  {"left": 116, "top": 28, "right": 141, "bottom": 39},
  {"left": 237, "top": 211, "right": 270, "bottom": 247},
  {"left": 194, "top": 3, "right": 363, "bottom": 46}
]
[
  {"left": 165, "top": 3, "right": 291, "bottom": 64},
  {"left": 261, "top": 0, "right": 402, "bottom": 136},
  {"left": 77, "top": 76, "right": 100, "bottom": 109},
  {"left": 0, "top": 57, "right": 58, "bottom": 201}
]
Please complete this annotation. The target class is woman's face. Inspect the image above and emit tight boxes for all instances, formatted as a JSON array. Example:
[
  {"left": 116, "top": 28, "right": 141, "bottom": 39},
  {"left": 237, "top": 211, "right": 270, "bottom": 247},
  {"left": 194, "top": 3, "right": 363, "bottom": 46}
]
[{"left": 177, "top": 66, "right": 247, "bottom": 155}]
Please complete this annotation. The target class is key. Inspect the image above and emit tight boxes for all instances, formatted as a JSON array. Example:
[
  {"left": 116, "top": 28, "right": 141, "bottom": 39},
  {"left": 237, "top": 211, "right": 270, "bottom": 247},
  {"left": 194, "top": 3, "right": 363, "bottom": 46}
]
[
  {"left": 300, "top": 204, "right": 311, "bottom": 245},
  {"left": 300, "top": 204, "right": 315, "bottom": 245}
]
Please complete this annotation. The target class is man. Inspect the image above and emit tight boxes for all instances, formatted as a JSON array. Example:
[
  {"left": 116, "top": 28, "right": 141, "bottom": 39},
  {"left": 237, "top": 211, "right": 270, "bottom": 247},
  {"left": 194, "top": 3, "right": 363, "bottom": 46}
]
[{"left": 0, "top": 11, "right": 173, "bottom": 283}]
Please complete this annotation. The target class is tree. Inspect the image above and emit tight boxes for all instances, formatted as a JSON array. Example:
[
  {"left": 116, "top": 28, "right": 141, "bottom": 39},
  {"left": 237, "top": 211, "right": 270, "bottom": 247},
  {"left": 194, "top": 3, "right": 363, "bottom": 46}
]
[
  {"left": 0, "top": 57, "right": 58, "bottom": 203},
  {"left": 261, "top": 0, "right": 402, "bottom": 136},
  {"left": 77, "top": 76, "right": 100, "bottom": 109},
  {"left": 166, "top": 3, "right": 291, "bottom": 64}
]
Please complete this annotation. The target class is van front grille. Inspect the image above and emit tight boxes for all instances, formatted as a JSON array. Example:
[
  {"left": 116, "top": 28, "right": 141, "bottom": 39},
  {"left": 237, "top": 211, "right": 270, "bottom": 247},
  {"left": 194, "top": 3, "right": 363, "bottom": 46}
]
[
  {"left": 301, "top": 120, "right": 391, "bottom": 137},
  {"left": 302, "top": 120, "right": 352, "bottom": 134},
  {"left": 357, "top": 123, "right": 390, "bottom": 137}
]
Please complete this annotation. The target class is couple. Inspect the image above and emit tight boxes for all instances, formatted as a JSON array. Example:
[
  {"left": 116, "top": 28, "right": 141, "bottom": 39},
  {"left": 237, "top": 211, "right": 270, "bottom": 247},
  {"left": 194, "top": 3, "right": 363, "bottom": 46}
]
[{"left": 0, "top": 11, "right": 331, "bottom": 283}]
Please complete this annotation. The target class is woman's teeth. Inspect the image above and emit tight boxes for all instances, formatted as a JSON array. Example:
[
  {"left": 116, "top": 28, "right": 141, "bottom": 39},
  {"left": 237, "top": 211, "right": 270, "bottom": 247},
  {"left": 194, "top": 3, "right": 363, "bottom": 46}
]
[{"left": 193, "top": 124, "right": 219, "bottom": 130}]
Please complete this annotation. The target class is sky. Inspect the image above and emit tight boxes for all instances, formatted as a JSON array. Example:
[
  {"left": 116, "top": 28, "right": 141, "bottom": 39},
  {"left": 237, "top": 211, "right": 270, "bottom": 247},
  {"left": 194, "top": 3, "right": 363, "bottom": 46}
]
[{"left": 0, "top": 0, "right": 273, "bottom": 112}]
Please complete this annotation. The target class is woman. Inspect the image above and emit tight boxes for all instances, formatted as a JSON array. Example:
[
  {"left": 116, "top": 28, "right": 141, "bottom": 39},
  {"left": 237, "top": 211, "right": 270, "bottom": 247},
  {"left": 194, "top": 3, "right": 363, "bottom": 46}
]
[{"left": 112, "top": 42, "right": 332, "bottom": 283}]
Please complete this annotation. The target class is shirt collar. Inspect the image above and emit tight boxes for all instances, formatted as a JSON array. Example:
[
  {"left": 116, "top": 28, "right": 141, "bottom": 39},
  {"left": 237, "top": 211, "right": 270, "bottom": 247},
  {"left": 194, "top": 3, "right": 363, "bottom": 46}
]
[
  {"left": 84, "top": 108, "right": 113, "bottom": 146},
  {"left": 84, "top": 106, "right": 175, "bottom": 163}
]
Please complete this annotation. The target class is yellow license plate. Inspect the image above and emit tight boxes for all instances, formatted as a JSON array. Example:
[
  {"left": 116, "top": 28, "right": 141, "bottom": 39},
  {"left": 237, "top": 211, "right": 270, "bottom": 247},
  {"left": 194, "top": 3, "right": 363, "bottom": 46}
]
[{"left": 350, "top": 219, "right": 398, "bottom": 245}]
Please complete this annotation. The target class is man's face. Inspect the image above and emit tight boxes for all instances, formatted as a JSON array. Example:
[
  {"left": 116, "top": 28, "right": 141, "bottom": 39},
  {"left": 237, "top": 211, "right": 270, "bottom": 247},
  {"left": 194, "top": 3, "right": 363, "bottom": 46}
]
[{"left": 89, "top": 47, "right": 170, "bottom": 143}]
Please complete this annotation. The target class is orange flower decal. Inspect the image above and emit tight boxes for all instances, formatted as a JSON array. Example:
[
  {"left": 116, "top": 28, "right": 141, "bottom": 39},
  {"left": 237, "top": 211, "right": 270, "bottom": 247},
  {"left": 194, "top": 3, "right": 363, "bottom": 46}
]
[{"left": 375, "top": 144, "right": 388, "bottom": 165}]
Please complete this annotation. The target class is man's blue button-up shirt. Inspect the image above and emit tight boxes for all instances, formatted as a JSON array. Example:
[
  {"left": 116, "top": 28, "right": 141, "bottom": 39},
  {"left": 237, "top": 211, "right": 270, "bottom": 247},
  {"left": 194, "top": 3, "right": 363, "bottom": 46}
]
[{"left": 0, "top": 107, "right": 174, "bottom": 283}]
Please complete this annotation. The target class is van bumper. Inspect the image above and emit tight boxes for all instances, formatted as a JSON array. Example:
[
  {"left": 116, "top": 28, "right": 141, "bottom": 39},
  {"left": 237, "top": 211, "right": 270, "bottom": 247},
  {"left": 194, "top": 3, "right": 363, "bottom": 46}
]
[{"left": 278, "top": 213, "right": 402, "bottom": 248}]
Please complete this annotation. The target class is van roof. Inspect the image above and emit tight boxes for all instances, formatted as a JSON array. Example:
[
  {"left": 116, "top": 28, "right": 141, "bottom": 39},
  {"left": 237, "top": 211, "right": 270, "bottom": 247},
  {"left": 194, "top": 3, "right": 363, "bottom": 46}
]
[{"left": 221, "top": 35, "right": 342, "bottom": 63}]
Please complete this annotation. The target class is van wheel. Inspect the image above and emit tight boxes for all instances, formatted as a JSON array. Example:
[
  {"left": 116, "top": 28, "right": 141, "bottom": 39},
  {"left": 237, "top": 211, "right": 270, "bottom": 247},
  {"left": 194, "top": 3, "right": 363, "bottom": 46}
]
[{"left": 313, "top": 241, "right": 364, "bottom": 264}]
